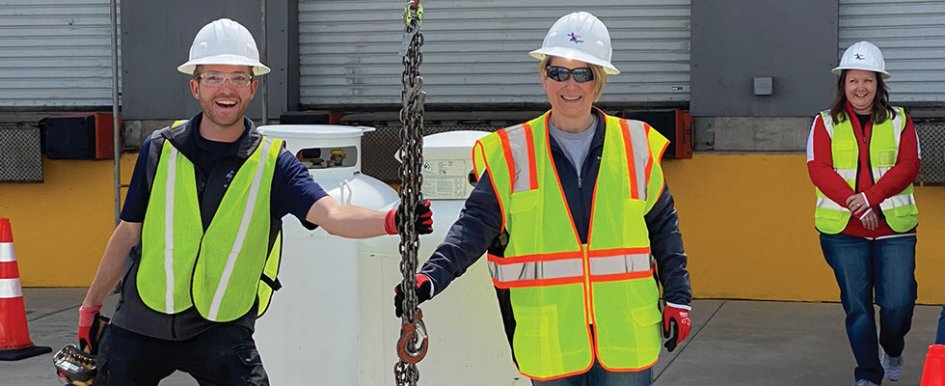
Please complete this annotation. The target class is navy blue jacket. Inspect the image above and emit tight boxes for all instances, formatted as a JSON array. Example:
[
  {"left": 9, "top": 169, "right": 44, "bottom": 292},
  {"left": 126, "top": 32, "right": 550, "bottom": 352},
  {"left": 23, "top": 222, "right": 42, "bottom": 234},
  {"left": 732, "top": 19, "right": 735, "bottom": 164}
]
[{"left": 419, "top": 111, "right": 692, "bottom": 308}]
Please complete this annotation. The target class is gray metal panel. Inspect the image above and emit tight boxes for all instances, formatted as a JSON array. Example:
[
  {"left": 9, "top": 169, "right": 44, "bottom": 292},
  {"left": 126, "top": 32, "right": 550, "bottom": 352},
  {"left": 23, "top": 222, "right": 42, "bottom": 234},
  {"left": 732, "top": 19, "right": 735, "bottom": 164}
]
[
  {"left": 299, "top": 0, "right": 691, "bottom": 108},
  {"left": 839, "top": 0, "right": 945, "bottom": 103},
  {"left": 0, "top": 0, "right": 117, "bottom": 108},
  {"left": 690, "top": 0, "right": 838, "bottom": 117}
]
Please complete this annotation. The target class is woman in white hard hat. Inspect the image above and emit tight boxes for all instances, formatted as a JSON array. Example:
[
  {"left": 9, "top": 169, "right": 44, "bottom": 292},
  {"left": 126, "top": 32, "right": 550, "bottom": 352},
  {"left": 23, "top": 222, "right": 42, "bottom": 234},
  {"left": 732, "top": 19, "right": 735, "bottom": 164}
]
[
  {"left": 394, "top": 11, "right": 691, "bottom": 386},
  {"left": 807, "top": 41, "right": 920, "bottom": 386}
]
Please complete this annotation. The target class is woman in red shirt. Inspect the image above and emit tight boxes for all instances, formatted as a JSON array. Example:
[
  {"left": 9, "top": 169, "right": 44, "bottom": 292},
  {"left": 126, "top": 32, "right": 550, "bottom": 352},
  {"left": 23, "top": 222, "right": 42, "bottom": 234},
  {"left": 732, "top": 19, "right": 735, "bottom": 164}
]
[{"left": 807, "top": 41, "right": 920, "bottom": 386}]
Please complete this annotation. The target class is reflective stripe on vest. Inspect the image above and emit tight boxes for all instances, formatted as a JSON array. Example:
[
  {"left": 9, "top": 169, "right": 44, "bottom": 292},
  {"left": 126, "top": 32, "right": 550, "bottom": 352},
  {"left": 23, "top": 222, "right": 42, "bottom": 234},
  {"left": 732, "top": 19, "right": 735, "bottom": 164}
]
[
  {"left": 814, "top": 107, "right": 917, "bottom": 234},
  {"left": 139, "top": 136, "right": 282, "bottom": 322},
  {"left": 487, "top": 251, "right": 652, "bottom": 288},
  {"left": 473, "top": 111, "right": 669, "bottom": 379}
]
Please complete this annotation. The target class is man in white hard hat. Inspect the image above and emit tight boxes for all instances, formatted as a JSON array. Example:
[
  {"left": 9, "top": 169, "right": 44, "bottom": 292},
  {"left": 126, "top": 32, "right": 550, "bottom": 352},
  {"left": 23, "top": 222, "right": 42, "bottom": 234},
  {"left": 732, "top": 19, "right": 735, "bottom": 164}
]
[
  {"left": 74, "top": 18, "right": 432, "bottom": 385},
  {"left": 393, "top": 11, "right": 691, "bottom": 385}
]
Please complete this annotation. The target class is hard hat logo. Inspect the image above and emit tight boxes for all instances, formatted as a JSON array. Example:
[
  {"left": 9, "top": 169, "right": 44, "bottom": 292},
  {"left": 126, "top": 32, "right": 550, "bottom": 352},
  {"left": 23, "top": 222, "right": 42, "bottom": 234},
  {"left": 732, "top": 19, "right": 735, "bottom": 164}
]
[
  {"left": 529, "top": 12, "right": 620, "bottom": 75},
  {"left": 177, "top": 18, "right": 271, "bottom": 76},
  {"left": 832, "top": 40, "right": 891, "bottom": 79}
]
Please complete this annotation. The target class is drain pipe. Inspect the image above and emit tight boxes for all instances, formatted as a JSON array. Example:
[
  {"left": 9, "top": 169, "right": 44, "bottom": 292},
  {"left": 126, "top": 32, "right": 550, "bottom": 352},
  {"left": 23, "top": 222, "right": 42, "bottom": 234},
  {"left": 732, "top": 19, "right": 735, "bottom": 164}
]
[{"left": 110, "top": 0, "right": 121, "bottom": 225}]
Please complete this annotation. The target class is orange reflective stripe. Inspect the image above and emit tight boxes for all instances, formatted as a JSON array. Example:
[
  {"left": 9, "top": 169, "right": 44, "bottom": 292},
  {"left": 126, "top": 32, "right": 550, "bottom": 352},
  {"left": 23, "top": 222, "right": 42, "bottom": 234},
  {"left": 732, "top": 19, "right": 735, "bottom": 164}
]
[
  {"left": 523, "top": 123, "right": 538, "bottom": 190},
  {"left": 620, "top": 119, "right": 640, "bottom": 199},
  {"left": 496, "top": 129, "right": 516, "bottom": 194},
  {"left": 591, "top": 268, "right": 655, "bottom": 283},
  {"left": 643, "top": 124, "right": 655, "bottom": 190},
  {"left": 587, "top": 247, "right": 651, "bottom": 257}
]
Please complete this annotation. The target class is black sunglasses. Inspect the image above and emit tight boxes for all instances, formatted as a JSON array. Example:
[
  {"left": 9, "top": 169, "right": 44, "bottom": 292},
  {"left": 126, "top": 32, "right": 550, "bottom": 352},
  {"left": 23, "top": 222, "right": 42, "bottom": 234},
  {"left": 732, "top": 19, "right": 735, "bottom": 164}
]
[{"left": 545, "top": 65, "right": 595, "bottom": 83}]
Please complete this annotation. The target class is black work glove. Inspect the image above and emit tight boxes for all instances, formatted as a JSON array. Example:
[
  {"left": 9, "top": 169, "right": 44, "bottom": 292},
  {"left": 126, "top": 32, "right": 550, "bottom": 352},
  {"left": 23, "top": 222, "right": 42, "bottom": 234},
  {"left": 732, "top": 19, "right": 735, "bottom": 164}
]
[
  {"left": 394, "top": 274, "right": 433, "bottom": 317},
  {"left": 385, "top": 200, "right": 434, "bottom": 235}
]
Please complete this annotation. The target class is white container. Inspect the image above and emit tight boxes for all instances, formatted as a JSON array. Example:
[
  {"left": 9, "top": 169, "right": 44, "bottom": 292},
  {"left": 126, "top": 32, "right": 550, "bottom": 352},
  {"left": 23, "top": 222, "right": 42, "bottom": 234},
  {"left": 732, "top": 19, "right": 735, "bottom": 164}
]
[
  {"left": 254, "top": 125, "right": 399, "bottom": 386},
  {"left": 358, "top": 130, "right": 529, "bottom": 386}
]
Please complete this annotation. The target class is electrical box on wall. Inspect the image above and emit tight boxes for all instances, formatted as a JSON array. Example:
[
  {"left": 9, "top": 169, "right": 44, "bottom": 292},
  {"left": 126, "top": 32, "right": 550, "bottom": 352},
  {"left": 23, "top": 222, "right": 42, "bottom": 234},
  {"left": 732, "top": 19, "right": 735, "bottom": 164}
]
[
  {"left": 619, "top": 109, "right": 693, "bottom": 159},
  {"left": 41, "top": 113, "right": 122, "bottom": 160}
]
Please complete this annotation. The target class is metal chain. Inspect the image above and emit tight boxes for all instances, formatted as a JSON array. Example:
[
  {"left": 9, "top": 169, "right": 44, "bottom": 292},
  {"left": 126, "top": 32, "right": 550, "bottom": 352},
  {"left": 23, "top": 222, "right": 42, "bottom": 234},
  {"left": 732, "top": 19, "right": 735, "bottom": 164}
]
[{"left": 395, "top": 1, "right": 427, "bottom": 385}]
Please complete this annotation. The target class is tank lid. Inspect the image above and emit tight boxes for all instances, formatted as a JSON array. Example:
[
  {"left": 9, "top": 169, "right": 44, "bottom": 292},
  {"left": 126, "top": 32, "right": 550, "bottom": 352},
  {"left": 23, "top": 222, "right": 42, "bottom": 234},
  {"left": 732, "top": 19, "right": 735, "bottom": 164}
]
[
  {"left": 423, "top": 130, "right": 490, "bottom": 150},
  {"left": 258, "top": 124, "right": 376, "bottom": 139}
]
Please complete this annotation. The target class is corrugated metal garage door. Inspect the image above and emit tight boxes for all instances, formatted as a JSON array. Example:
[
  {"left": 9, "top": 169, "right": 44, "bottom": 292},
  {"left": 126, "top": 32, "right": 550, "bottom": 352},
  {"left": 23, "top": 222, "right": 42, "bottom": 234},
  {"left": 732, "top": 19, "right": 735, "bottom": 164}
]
[
  {"left": 299, "top": 0, "right": 690, "bottom": 108},
  {"left": 839, "top": 0, "right": 945, "bottom": 103},
  {"left": 0, "top": 0, "right": 118, "bottom": 108}
]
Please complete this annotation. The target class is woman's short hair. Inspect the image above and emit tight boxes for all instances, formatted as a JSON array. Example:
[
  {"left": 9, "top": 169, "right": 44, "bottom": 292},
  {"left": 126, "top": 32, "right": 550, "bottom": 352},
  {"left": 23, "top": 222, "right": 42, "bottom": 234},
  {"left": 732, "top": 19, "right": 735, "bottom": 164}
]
[{"left": 539, "top": 56, "right": 609, "bottom": 101}]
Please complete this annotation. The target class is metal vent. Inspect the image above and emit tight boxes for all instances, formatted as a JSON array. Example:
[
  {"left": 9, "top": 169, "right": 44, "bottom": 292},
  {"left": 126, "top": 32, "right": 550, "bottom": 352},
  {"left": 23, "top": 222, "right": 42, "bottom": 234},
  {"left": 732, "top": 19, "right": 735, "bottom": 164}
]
[
  {"left": 0, "top": 124, "right": 43, "bottom": 182},
  {"left": 916, "top": 120, "right": 945, "bottom": 186}
]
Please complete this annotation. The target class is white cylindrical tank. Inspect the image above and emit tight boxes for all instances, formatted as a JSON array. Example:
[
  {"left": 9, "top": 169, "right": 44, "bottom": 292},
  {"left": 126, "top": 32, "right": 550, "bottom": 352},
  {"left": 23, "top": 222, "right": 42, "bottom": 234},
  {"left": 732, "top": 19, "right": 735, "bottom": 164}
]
[
  {"left": 254, "top": 125, "right": 399, "bottom": 386},
  {"left": 357, "top": 131, "right": 530, "bottom": 386}
]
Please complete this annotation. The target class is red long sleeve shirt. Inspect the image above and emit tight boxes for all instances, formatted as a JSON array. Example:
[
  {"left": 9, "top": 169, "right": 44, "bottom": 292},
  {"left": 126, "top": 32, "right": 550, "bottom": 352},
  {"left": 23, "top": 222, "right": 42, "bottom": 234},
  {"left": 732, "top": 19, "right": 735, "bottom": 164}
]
[{"left": 806, "top": 103, "right": 920, "bottom": 238}]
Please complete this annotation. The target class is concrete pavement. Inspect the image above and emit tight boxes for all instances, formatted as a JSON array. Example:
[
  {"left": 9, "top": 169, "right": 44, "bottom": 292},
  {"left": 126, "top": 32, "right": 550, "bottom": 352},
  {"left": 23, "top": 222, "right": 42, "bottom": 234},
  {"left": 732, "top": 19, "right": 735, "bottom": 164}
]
[{"left": 1, "top": 289, "right": 941, "bottom": 385}]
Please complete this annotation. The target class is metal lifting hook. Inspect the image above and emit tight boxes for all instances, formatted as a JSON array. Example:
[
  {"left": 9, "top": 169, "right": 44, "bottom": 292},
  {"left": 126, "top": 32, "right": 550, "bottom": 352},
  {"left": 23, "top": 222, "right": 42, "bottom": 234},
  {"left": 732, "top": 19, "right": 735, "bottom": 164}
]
[{"left": 397, "top": 309, "right": 429, "bottom": 363}]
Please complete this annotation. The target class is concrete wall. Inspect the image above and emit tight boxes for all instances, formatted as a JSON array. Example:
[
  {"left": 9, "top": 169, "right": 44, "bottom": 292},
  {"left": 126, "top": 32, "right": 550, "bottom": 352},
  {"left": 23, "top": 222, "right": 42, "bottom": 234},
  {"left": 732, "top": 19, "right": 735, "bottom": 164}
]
[
  {"left": 4, "top": 155, "right": 943, "bottom": 305},
  {"left": 121, "top": 0, "right": 294, "bottom": 121}
]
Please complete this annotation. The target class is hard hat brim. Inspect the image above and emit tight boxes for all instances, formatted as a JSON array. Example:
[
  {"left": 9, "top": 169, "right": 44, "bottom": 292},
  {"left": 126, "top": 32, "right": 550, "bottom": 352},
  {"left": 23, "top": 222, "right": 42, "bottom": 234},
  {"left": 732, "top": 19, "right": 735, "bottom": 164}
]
[
  {"left": 178, "top": 54, "right": 271, "bottom": 76},
  {"left": 831, "top": 65, "right": 891, "bottom": 79},
  {"left": 530, "top": 47, "right": 619, "bottom": 75}
]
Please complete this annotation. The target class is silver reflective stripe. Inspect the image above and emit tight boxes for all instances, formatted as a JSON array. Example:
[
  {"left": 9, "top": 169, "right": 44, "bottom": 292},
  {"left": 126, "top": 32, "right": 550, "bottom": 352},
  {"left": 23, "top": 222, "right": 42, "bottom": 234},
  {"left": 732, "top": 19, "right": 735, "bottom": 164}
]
[
  {"left": 488, "top": 258, "right": 583, "bottom": 283},
  {"left": 208, "top": 139, "right": 273, "bottom": 320},
  {"left": 892, "top": 108, "right": 905, "bottom": 148},
  {"left": 626, "top": 121, "right": 650, "bottom": 201},
  {"left": 836, "top": 168, "right": 857, "bottom": 181},
  {"left": 0, "top": 242, "right": 14, "bottom": 262},
  {"left": 872, "top": 167, "right": 891, "bottom": 178},
  {"left": 505, "top": 125, "right": 533, "bottom": 193},
  {"left": 589, "top": 254, "right": 651, "bottom": 276},
  {"left": 164, "top": 146, "right": 178, "bottom": 314},
  {"left": 0, "top": 278, "right": 21, "bottom": 298},
  {"left": 816, "top": 197, "right": 848, "bottom": 212},
  {"left": 821, "top": 111, "right": 835, "bottom": 137},
  {"left": 879, "top": 193, "right": 915, "bottom": 211}
]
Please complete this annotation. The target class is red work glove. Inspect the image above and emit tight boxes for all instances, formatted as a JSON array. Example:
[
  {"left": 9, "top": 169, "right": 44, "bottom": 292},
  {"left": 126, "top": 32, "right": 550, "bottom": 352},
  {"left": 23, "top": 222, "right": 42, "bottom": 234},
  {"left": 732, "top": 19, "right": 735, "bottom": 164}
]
[
  {"left": 385, "top": 200, "right": 433, "bottom": 235},
  {"left": 662, "top": 304, "right": 691, "bottom": 352},
  {"left": 78, "top": 305, "right": 103, "bottom": 354},
  {"left": 394, "top": 274, "right": 433, "bottom": 317}
]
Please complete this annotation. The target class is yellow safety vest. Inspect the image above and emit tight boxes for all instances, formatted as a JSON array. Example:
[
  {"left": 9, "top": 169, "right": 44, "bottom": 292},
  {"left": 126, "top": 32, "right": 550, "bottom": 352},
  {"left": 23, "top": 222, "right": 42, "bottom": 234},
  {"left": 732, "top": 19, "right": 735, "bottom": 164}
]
[
  {"left": 473, "top": 111, "right": 669, "bottom": 380},
  {"left": 138, "top": 133, "right": 283, "bottom": 322},
  {"left": 814, "top": 107, "right": 918, "bottom": 234}
]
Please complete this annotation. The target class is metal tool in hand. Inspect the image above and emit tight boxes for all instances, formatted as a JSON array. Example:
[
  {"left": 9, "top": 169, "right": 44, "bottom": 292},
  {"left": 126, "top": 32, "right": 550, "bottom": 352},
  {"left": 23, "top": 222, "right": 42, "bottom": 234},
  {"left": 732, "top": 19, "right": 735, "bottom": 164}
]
[
  {"left": 54, "top": 344, "right": 97, "bottom": 386},
  {"left": 394, "top": 1, "right": 428, "bottom": 385}
]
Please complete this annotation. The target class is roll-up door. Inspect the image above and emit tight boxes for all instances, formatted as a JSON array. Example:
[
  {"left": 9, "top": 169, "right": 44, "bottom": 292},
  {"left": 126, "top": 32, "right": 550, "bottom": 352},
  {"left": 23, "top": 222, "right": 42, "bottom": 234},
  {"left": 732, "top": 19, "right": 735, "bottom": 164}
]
[
  {"left": 0, "top": 0, "right": 118, "bottom": 109},
  {"left": 839, "top": 0, "right": 945, "bottom": 103},
  {"left": 299, "top": 0, "right": 690, "bottom": 108}
]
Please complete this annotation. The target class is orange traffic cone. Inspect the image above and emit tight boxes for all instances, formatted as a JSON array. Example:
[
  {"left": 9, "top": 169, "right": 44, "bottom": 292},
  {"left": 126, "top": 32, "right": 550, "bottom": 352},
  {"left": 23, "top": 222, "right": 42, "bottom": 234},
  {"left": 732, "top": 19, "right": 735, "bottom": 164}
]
[
  {"left": 0, "top": 218, "right": 51, "bottom": 360},
  {"left": 922, "top": 344, "right": 945, "bottom": 386}
]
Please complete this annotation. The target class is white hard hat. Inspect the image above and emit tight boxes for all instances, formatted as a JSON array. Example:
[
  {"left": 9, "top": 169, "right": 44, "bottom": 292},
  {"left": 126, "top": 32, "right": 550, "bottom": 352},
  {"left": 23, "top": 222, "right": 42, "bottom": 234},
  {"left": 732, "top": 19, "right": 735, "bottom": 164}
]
[
  {"left": 832, "top": 41, "right": 890, "bottom": 79},
  {"left": 177, "top": 18, "right": 270, "bottom": 76},
  {"left": 530, "top": 12, "right": 619, "bottom": 75}
]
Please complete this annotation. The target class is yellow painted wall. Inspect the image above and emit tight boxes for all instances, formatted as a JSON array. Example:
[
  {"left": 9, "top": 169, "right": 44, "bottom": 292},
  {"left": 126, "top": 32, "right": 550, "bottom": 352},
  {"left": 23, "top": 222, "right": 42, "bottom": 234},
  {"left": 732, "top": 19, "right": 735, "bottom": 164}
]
[
  {"left": 1, "top": 153, "right": 943, "bottom": 304},
  {"left": 0, "top": 155, "right": 137, "bottom": 287}
]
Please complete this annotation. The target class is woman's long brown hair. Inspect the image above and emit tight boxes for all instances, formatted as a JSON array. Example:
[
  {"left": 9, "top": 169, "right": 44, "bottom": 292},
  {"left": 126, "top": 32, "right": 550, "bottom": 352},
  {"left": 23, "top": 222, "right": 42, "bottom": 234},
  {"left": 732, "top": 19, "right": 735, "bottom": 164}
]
[{"left": 828, "top": 69, "right": 896, "bottom": 125}]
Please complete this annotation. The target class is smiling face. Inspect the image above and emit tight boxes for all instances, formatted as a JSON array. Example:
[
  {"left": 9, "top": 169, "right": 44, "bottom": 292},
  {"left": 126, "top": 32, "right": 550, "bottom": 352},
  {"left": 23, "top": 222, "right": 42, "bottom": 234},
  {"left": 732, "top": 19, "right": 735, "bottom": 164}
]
[
  {"left": 541, "top": 56, "right": 598, "bottom": 132},
  {"left": 190, "top": 64, "right": 258, "bottom": 133},
  {"left": 843, "top": 69, "right": 877, "bottom": 114}
]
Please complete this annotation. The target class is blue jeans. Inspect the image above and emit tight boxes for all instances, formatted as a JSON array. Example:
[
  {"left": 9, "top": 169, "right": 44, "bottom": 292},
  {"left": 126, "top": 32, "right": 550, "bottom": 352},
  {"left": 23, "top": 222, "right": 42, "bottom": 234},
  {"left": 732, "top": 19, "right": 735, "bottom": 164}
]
[
  {"left": 821, "top": 233, "right": 917, "bottom": 385},
  {"left": 937, "top": 304, "right": 945, "bottom": 344},
  {"left": 531, "top": 361, "right": 652, "bottom": 386}
]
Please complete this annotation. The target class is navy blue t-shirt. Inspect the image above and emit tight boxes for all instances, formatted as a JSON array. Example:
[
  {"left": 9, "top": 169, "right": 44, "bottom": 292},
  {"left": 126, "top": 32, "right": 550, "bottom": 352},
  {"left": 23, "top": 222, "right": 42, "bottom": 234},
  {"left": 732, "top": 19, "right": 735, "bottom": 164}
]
[{"left": 120, "top": 127, "right": 327, "bottom": 228}]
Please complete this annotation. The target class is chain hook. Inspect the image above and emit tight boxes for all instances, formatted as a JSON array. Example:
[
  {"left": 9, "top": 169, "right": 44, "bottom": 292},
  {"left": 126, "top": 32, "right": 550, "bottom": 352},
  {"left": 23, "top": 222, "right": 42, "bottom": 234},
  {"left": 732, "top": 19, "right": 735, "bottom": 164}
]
[{"left": 397, "top": 309, "right": 429, "bottom": 363}]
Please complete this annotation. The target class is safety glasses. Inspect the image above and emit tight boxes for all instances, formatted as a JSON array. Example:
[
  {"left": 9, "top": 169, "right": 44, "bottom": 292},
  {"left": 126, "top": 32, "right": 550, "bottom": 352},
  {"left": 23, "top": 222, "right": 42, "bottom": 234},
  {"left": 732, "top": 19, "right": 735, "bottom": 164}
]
[
  {"left": 195, "top": 72, "right": 254, "bottom": 88},
  {"left": 545, "top": 65, "right": 595, "bottom": 83}
]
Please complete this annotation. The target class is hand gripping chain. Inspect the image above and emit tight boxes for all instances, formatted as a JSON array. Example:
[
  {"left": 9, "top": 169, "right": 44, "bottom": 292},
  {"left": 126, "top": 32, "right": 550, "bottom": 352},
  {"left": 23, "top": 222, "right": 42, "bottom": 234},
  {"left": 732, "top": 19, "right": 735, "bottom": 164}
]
[{"left": 394, "top": 1, "right": 428, "bottom": 386}]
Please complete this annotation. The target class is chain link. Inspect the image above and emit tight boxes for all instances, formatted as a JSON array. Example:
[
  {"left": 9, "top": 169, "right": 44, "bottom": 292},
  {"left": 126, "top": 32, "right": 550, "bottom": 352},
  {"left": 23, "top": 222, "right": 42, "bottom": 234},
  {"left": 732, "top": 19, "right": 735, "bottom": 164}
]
[{"left": 395, "top": 1, "right": 426, "bottom": 385}]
